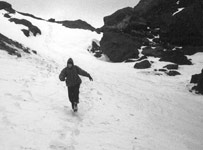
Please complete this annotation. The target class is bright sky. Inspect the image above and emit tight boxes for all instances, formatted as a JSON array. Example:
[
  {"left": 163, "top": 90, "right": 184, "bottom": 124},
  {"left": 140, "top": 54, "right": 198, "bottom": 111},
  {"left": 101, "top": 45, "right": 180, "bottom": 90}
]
[{"left": 5, "top": 0, "right": 140, "bottom": 27}]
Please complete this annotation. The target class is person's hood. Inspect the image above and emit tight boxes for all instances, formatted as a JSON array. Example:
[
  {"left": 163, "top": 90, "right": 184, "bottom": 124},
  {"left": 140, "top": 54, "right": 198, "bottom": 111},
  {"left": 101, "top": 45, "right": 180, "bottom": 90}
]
[{"left": 67, "top": 58, "right": 74, "bottom": 66}]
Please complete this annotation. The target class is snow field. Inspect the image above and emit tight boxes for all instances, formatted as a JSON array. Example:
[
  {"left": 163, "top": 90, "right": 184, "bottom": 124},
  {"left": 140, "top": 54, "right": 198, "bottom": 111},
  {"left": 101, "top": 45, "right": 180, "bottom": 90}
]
[{"left": 0, "top": 10, "right": 203, "bottom": 150}]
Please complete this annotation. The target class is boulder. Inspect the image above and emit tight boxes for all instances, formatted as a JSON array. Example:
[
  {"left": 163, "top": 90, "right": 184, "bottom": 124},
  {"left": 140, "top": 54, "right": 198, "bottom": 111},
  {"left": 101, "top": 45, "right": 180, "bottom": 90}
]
[
  {"left": 160, "top": 50, "right": 192, "bottom": 65},
  {"left": 190, "top": 73, "right": 202, "bottom": 84},
  {"left": 134, "top": 60, "right": 151, "bottom": 69},
  {"left": 90, "top": 41, "right": 100, "bottom": 53},
  {"left": 191, "top": 69, "right": 203, "bottom": 94},
  {"left": 4, "top": 13, "right": 10, "bottom": 18},
  {"left": 48, "top": 18, "right": 56, "bottom": 22},
  {"left": 100, "top": 32, "right": 141, "bottom": 62},
  {"left": 166, "top": 70, "right": 181, "bottom": 76},
  {"left": 142, "top": 46, "right": 163, "bottom": 57},
  {"left": 163, "top": 64, "right": 179, "bottom": 70}
]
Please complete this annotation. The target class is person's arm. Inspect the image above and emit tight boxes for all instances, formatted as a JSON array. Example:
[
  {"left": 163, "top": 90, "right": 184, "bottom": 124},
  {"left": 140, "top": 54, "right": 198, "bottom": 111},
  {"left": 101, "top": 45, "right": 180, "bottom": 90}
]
[
  {"left": 76, "top": 66, "right": 93, "bottom": 81},
  {"left": 59, "top": 68, "right": 67, "bottom": 81}
]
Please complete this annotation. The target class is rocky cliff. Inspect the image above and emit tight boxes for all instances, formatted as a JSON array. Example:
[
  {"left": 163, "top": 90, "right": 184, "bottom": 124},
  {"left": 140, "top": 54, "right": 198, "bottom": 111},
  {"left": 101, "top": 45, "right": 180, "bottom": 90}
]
[{"left": 98, "top": 0, "right": 203, "bottom": 63}]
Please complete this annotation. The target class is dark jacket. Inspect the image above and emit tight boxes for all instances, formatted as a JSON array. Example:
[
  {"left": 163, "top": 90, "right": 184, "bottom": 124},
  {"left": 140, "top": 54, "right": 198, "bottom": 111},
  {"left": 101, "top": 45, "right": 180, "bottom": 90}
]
[{"left": 59, "top": 58, "right": 90, "bottom": 87}]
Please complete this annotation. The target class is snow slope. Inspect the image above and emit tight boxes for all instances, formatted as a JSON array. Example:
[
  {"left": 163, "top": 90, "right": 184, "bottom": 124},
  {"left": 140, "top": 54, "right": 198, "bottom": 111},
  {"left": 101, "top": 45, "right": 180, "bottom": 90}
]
[{"left": 0, "top": 10, "right": 203, "bottom": 150}]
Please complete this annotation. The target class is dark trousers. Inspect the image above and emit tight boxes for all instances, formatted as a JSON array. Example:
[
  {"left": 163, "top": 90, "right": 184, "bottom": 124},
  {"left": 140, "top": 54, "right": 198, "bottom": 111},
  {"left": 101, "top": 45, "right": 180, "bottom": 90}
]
[{"left": 68, "top": 84, "right": 80, "bottom": 104}]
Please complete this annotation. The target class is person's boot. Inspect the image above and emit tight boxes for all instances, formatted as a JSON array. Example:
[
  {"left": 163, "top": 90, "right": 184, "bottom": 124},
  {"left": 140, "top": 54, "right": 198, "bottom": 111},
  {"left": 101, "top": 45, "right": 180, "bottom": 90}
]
[
  {"left": 71, "top": 102, "right": 74, "bottom": 110},
  {"left": 73, "top": 102, "right": 78, "bottom": 112}
]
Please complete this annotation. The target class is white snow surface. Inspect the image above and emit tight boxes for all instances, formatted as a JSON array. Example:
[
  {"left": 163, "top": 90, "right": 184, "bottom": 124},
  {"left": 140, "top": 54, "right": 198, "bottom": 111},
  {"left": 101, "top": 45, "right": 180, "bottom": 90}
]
[{"left": 0, "top": 10, "right": 203, "bottom": 150}]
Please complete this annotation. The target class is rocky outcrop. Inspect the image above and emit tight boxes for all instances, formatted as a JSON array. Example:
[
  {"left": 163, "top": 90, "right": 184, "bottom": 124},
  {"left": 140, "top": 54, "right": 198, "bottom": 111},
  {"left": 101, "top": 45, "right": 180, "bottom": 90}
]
[
  {"left": 0, "top": 33, "right": 36, "bottom": 57},
  {"left": 100, "top": 32, "right": 141, "bottom": 62},
  {"left": 163, "top": 64, "right": 179, "bottom": 70},
  {"left": 166, "top": 70, "right": 181, "bottom": 76},
  {"left": 0, "top": 1, "right": 15, "bottom": 13},
  {"left": 57, "top": 20, "right": 95, "bottom": 32},
  {"left": 18, "top": 12, "right": 44, "bottom": 20},
  {"left": 191, "top": 69, "right": 203, "bottom": 94},
  {"left": 99, "top": 0, "right": 203, "bottom": 63},
  {"left": 134, "top": 60, "right": 151, "bottom": 69},
  {"left": 142, "top": 46, "right": 163, "bottom": 57},
  {"left": 9, "top": 18, "right": 41, "bottom": 36},
  {"left": 48, "top": 18, "right": 56, "bottom": 22},
  {"left": 88, "top": 40, "right": 102, "bottom": 58},
  {"left": 160, "top": 50, "right": 192, "bottom": 65}
]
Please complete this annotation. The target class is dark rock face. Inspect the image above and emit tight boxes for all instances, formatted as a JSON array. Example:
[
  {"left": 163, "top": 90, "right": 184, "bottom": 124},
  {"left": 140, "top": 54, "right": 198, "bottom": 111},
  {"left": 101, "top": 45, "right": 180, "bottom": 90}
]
[
  {"left": 158, "top": 69, "right": 167, "bottom": 72},
  {"left": 0, "top": 1, "right": 15, "bottom": 13},
  {"left": 21, "top": 29, "right": 30, "bottom": 37},
  {"left": 100, "top": 32, "right": 141, "bottom": 62},
  {"left": 166, "top": 1, "right": 203, "bottom": 46},
  {"left": 57, "top": 20, "right": 95, "bottom": 31},
  {"left": 182, "top": 46, "right": 203, "bottom": 55},
  {"left": 103, "top": 7, "right": 133, "bottom": 27},
  {"left": 0, "top": 33, "right": 35, "bottom": 57},
  {"left": 166, "top": 70, "right": 181, "bottom": 76},
  {"left": 99, "top": 0, "right": 203, "bottom": 63},
  {"left": 134, "top": 60, "right": 151, "bottom": 69},
  {"left": 89, "top": 41, "right": 100, "bottom": 53},
  {"left": 18, "top": 12, "right": 44, "bottom": 20},
  {"left": 88, "top": 40, "right": 102, "bottom": 58},
  {"left": 4, "top": 13, "right": 11, "bottom": 18},
  {"left": 48, "top": 18, "right": 56, "bottom": 22},
  {"left": 191, "top": 69, "right": 203, "bottom": 94},
  {"left": 142, "top": 46, "right": 163, "bottom": 57},
  {"left": 190, "top": 73, "right": 202, "bottom": 84},
  {"left": 163, "top": 64, "right": 179, "bottom": 70},
  {"left": 9, "top": 18, "right": 41, "bottom": 36},
  {"left": 160, "top": 50, "right": 192, "bottom": 65}
]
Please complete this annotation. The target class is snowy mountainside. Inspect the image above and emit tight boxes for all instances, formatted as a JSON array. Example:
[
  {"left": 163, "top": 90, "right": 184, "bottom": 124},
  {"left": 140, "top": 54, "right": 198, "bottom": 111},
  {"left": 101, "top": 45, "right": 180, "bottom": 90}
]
[{"left": 0, "top": 6, "right": 203, "bottom": 150}]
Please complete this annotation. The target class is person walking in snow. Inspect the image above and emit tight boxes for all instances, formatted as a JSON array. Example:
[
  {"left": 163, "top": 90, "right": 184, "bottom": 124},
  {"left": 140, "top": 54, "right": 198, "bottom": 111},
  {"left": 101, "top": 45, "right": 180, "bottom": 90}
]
[{"left": 59, "top": 58, "right": 93, "bottom": 112}]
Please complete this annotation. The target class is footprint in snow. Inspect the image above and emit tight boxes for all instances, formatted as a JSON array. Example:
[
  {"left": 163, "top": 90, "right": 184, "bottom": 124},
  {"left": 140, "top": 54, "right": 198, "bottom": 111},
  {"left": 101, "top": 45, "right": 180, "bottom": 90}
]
[{"left": 50, "top": 141, "right": 75, "bottom": 150}]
